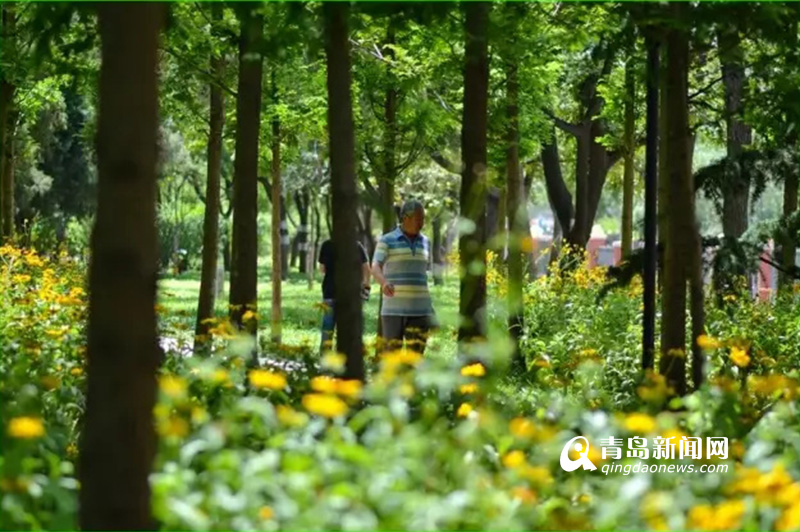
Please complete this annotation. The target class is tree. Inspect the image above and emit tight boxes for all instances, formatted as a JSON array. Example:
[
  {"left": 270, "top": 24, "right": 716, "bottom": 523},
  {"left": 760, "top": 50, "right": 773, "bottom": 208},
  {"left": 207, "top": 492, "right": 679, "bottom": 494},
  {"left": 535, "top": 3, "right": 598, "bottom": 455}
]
[
  {"left": 659, "top": 3, "right": 704, "bottom": 396},
  {"left": 621, "top": 28, "right": 636, "bottom": 259},
  {"left": 0, "top": 4, "right": 17, "bottom": 240},
  {"left": 195, "top": 2, "right": 226, "bottom": 353},
  {"left": 79, "top": 4, "right": 164, "bottom": 528},
  {"left": 458, "top": 2, "right": 490, "bottom": 343},
  {"left": 324, "top": 2, "right": 364, "bottom": 380},
  {"left": 229, "top": 6, "right": 263, "bottom": 340},
  {"left": 270, "top": 67, "right": 282, "bottom": 344}
]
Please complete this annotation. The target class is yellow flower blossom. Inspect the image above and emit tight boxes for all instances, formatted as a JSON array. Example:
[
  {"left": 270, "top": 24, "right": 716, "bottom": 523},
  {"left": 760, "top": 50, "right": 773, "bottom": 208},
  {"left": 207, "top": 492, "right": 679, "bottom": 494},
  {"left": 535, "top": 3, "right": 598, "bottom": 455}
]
[
  {"left": 624, "top": 413, "right": 657, "bottom": 433},
  {"left": 510, "top": 486, "right": 537, "bottom": 504},
  {"left": 521, "top": 465, "right": 553, "bottom": 486},
  {"left": 311, "top": 376, "right": 337, "bottom": 394},
  {"left": 159, "top": 375, "right": 187, "bottom": 398},
  {"left": 459, "top": 383, "right": 479, "bottom": 395},
  {"left": 777, "top": 502, "right": 800, "bottom": 532},
  {"left": 730, "top": 346, "right": 750, "bottom": 368},
  {"left": 210, "top": 369, "right": 230, "bottom": 385},
  {"left": 509, "top": 417, "right": 535, "bottom": 439},
  {"left": 502, "top": 450, "right": 526, "bottom": 469},
  {"left": 249, "top": 369, "right": 287, "bottom": 391},
  {"left": 7, "top": 417, "right": 45, "bottom": 439},
  {"left": 460, "top": 363, "right": 486, "bottom": 377},
  {"left": 302, "top": 393, "right": 348, "bottom": 418},
  {"left": 697, "top": 334, "right": 722, "bottom": 350},
  {"left": 456, "top": 403, "right": 473, "bottom": 418},
  {"left": 69, "top": 367, "right": 83, "bottom": 377},
  {"left": 258, "top": 506, "right": 275, "bottom": 520},
  {"left": 242, "top": 310, "right": 258, "bottom": 322},
  {"left": 159, "top": 416, "right": 189, "bottom": 438},
  {"left": 40, "top": 376, "right": 60, "bottom": 390},
  {"left": 321, "top": 352, "right": 346, "bottom": 371},
  {"left": 335, "top": 379, "right": 362, "bottom": 399},
  {"left": 276, "top": 405, "right": 308, "bottom": 427}
]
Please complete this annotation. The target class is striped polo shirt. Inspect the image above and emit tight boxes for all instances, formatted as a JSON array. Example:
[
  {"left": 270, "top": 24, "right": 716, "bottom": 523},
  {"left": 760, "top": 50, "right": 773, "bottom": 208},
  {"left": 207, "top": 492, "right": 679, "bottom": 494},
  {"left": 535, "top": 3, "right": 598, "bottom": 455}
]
[{"left": 373, "top": 227, "right": 433, "bottom": 317}]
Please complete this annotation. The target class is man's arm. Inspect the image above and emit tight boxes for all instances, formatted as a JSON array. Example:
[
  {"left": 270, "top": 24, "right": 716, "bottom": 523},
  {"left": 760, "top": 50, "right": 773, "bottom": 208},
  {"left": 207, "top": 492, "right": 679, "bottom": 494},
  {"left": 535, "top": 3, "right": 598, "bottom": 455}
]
[{"left": 371, "top": 239, "right": 395, "bottom": 296}]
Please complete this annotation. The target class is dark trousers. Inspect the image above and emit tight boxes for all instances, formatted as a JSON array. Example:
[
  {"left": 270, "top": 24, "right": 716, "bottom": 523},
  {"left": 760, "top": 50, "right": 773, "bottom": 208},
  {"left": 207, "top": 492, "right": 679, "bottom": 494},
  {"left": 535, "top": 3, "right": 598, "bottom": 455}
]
[{"left": 380, "top": 315, "right": 432, "bottom": 354}]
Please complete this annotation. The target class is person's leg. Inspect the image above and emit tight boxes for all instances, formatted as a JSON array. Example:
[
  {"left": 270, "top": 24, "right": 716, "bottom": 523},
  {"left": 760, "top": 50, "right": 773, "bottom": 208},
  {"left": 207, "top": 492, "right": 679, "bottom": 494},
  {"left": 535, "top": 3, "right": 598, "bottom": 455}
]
[
  {"left": 380, "top": 315, "right": 404, "bottom": 353},
  {"left": 403, "top": 315, "right": 431, "bottom": 354},
  {"left": 320, "top": 299, "right": 335, "bottom": 353}
]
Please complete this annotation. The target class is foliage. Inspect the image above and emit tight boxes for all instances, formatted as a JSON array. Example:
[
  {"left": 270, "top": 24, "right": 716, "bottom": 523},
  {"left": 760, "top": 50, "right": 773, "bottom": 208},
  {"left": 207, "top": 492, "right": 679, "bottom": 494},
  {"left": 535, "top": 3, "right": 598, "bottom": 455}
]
[{"left": 2, "top": 244, "right": 799, "bottom": 531}]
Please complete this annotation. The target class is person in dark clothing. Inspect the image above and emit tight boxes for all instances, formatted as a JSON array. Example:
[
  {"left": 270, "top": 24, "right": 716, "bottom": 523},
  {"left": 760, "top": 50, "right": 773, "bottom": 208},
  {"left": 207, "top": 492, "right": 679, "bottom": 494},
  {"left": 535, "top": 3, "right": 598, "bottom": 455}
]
[{"left": 318, "top": 239, "right": 371, "bottom": 353}]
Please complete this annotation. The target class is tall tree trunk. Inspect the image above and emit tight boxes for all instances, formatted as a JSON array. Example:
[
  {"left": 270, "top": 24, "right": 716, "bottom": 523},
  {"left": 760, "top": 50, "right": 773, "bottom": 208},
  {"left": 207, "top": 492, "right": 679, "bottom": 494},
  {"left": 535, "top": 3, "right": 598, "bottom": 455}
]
[
  {"left": 567, "top": 128, "right": 591, "bottom": 248},
  {"left": 195, "top": 2, "right": 225, "bottom": 353},
  {"left": 280, "top": 195, "right": 290, "bottom": 281},
  {"left": 659, "top": 8, "right": 691, "bottom": 397},
  {"left": 718, "top": 26, "right": 752, "bottom": 239},
  {"left": 541, "top": 127, "right": 573, "bottom": 235},
  {"left": 1, "top": 107, "right": 15, "bottom": 239},
  {"left": 229, "top": 7, "right": 263, "bottom": 341},
  {"left": 0, "top": 4, "right": 15, "bottom": 240},
  {"left": 79, "top": 5, "right": 164, "bottom": 528},
  {"left": 295, "top": 190, "right": 309, "bottom": 274},
  {"left": 324, "top": 2, "right": 364, "bottom": 380},
  {"left": 780, "top": 7, "right": 799, "bottom": 290},
  {"left": 271, "top": 69, "right": 282, "bottom": 344},
  {"left": 642, "top": 34, "right": 660, "bottom": 372},
  {"left": 458, "top": 2, "right": 490, "bottom": 343},
  {"left": 621, "top": 49, "right": 636, "bottom": 259},
  {"left": 505, "top": 59, "right": 525, "bottom": 369},
  {"left": 381, "top": 21, "right": 397, "bottom": 234},
  {"left": 687, "top": 134, "right": 705, "bottom": 390},
  {"left": 432, "top": 215, "right": 444, "bottom": 285}
]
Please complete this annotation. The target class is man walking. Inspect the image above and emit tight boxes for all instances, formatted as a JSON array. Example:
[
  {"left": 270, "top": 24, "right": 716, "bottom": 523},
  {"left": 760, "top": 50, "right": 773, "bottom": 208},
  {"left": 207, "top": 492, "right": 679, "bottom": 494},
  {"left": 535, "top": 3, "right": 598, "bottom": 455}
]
[
  {"left": 318, "top": 238, "right": 371, "bottom": 353},
  {"left": 372, "top": 199, "right": 435, "bottom": 354}
]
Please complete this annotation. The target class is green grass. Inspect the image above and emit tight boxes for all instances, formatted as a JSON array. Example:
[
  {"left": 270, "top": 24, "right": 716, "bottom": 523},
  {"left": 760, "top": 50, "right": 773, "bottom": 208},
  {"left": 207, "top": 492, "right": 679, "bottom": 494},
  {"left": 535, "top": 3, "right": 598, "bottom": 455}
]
[{"left": 158, "top": 260, "right": 462, "bottom": 360}]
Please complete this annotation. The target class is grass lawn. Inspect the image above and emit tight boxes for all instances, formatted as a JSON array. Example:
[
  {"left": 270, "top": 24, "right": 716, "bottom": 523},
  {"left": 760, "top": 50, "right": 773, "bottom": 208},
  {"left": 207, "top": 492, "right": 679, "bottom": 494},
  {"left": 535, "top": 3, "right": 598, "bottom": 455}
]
[{"left": 158, "top": 259, "right": 464, "bottom": 362}]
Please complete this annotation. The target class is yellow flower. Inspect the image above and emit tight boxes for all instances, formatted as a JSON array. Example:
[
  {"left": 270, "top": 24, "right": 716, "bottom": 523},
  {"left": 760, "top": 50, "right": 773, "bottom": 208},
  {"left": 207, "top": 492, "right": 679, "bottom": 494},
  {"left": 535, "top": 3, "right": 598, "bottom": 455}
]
[
  {"left": 777, "top": 501, "right": 800, "bottom": 532},
  {"left": 459, "top": 383, "right": 479, "bottom": 395},
  {"left": 210, "top": 368, "right": 230, "bottom": 384},
  {"left": 321, "top": 352, "right": 346, "bottom": 371},
  {"left": 302, "top": 393, "right": 348, "bottom": 418},
  {"left": 756, "top": 464, "right": 793, "bottom": 503},
  {"left": 310, "top": 376, "right": 337, "bottom": 394},
  {"left": 276, "top": 405, "right": 308, "bottom": 427},
  {"left": 509, "top": 417, "right": 535, "bottom": 439},
  {"left": 697, "top": 334, "right": 722, "bottom": 350},
  {"left": 748, "top": 375, "right": 798, "bottom": 399},
  {"left": 159, "top": 375, "right": 187, "bottom": 398},
  {"left": 730, "top": 346, "right": 750, "bottom": 368},
  {"left": 7, "top": 417, "right": 45, "bottom": 439},
  {"left": 381, "top": 349, "right": 423, "bottom": 368},
  {"left": 335, "top": 379, "right": 362, "bottom": 399},
  {"left": 12, "top": 274, "right": 31, "bottom": 284},
  {"left": 510, "top": 486, "right": 537, "bottom": 504},
  {"left": 502, "top": 450, "right": 526, "bottom": 469},
  {"left": 40, "top": 376, "right": 60, "bottom": 390},
  {"left": 521, "top": 465, "right": 553, "bottom": 486},
  {"left": 456, "top": 403, "right": 473, "bottom": 418},
  {"left": 460, "top": 363, "right": 486, "bottom": 377},
  {"left": 624, "top": 413, "right": 657, "bottom": 433},
  {"left": 248, "top": 370, "right": 287, "bottom": 391},
  {"left": 258, "top": 506, "right": 275, "bottom": 520},
  {"left": 688, "top": 500, "right": 745, "bottom": 531},
  {"left": 190, "top": 406, "right": 208, "bottom": 424},
  {"left": 66, "top": 443, "right": 78, "bottom": 458},
  {"left": 159, "top": 416, "right": 189, "bottom": 438},
  {"left": 242, "top": 310, "right": 258, "bottom": 322},
  {"left": 69, "top": 367, "right": 83, "bottom": 377}
]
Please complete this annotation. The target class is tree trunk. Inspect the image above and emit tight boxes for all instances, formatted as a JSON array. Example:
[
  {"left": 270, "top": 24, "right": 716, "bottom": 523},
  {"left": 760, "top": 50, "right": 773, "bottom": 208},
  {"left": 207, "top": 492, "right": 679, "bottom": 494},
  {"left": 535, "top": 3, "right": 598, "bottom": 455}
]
[
  {"left": 718, "top": 26, "right": 752, "bottom": 239},
  {"left": 567, "top": 126, "right": 591, "bottom": 248},
  {"left": 505, "top": 59, "right": 525, "bottom": 370},
  {"left": 271, "top": 69, "right": 282, "bottom": 344},
  {"left": 280, "top": 195, "right": 290, "bottom": 281},
  {"left": 195, "top": 2, "right": 225, "bottom": 353},
  {"left": 687, "top": 134, "right": 705, "bottom": 390},
  {"left": 458, "top": 2, "right": 490, "bottom": 343},
  {"left": 324, "top": 2, "right": 364, "bottom": 380},
  {"left": 229, "top": 7, "right": 263, "bottom": 341},
  {"left": 1, "top": 105, "right": 15, "bottom": 239},
  {"left": 0, "top": 4, "right": 15, "bottom": 241},
  {"left": 432, "top": 215, "right": 444, "bottom": 285},
  {"left": 642, "top": 34, "right": 660, "bottom": 372},
  {"left": 541, "top": 127, "right": 573, "bottom": 235},
  {"left": 79, "top": 5, "right": 164, "bottom": 529},
  {"left": 621, "top": 50, "right": 636, "bottom": 259},
  {"left": 659, "top": 8, "right": 691, "bottom": 397},
  {"left": 381, "top": 22, "right": 398, "bottom": 234},
  {"left": 295, "top": 190, "right": 309, "bottom": 274},
  {"left": 780, "top": 9, "right": 799, "bottom": 290}
]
